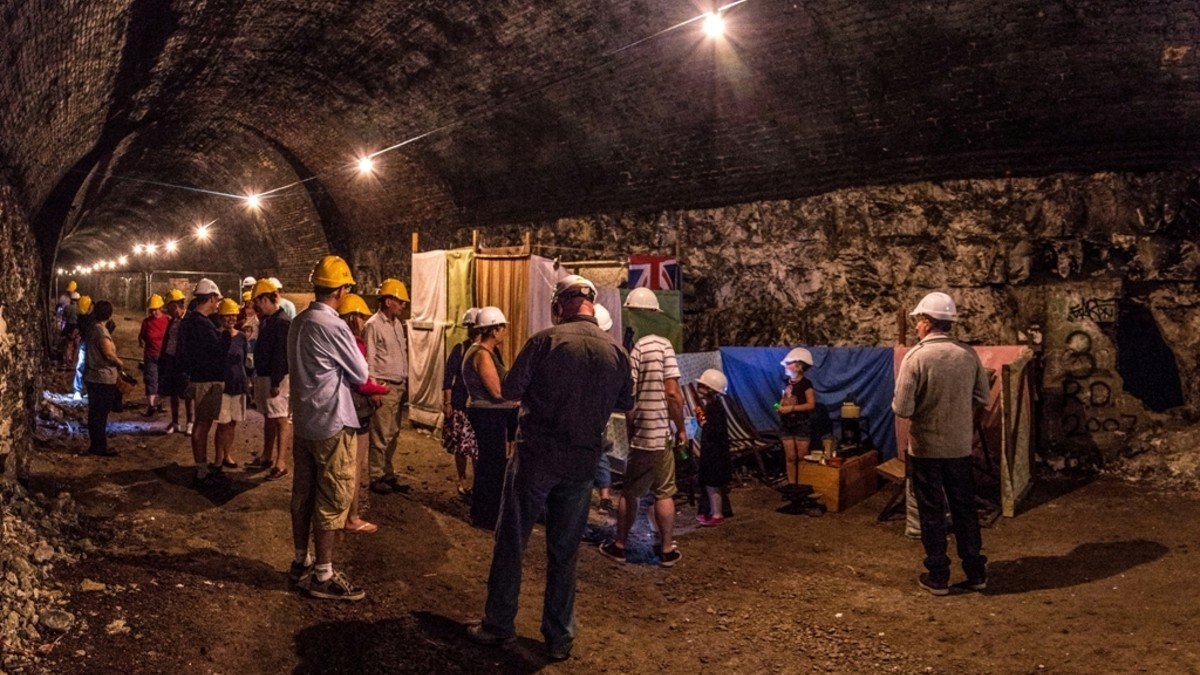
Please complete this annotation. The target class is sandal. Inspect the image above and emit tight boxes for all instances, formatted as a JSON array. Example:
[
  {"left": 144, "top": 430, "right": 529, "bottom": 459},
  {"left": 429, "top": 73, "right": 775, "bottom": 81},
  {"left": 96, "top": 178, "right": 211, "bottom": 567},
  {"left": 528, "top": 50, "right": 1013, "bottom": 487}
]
[
  {"left": 264, "top": 467, "right": 289, "bottom": 481},
  {"left": 343, "top": 520, "right": 378, "bottom": 534}
]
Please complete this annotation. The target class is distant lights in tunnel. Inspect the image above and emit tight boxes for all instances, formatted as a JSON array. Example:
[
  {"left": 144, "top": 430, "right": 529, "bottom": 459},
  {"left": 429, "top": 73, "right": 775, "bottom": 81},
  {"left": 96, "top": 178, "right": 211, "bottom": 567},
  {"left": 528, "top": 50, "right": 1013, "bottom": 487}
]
[
  {"left": 702, "top": 12, "right": 726, "bottom": 38},
  {"left": 195, "top": 223, "right": 212, "bottom": 241},
  {"left": 145, "top": 243, "right": 158, "bottom": 256},
  {"left": 164, "top": 239, "right": 178, "bottom": 253},
  {"left": 133, "top": 244, "right": 145, "bottom": 255},
  {"left": 118, "top": 255, "right": 128, "bottom": 266}
]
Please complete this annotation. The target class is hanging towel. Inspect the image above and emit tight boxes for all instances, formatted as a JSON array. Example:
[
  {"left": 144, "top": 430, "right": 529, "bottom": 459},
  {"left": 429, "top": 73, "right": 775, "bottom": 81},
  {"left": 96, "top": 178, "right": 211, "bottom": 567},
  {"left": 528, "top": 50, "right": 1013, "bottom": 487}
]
[
  {"left": 407, "top": 321, "right": 447, "bottom": 427},
  {"left": 475, "top": 256, "right": 530, "bottom": 368},
  {"left": 594, "top": 286, "right": 624, "bottom": 344},
  {"left": 528, "top": 255, "right": 571, "bottom": 336},
  {"left": 445, "top": 248, "right": 475, "bottom": 353},
  {"left": 411, "top": 251, "right": 448, "bottom": 323},
  {"left": 621, "top": 289, "right": 683, "bottom": 352}
]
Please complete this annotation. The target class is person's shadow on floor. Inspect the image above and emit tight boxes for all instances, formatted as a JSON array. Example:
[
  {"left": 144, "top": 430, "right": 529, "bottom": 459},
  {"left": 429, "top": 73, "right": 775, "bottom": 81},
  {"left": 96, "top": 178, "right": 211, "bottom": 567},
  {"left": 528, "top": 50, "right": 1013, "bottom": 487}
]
[{"left": 983, "top": 539, "right": 1169, "bottom": 595}]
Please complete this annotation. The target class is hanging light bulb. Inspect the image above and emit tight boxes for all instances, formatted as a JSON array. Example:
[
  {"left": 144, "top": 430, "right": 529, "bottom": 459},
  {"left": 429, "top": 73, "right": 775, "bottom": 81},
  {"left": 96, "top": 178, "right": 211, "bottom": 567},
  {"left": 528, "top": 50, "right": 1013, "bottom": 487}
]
[
  {"left": 195, "top": 223, "right": 212, "bottom": 241},
  {"left": 133, "top": 244, "right": 145, "bottom": 255},
  {"left": 245, "top": 194, "right": 262, "bottom": 209},
  {"left": 357, "top": 156, "right": 376, "bottom": 175},
  {"left": 165, "top": 239, "right": 178, "bottom": 253},
  {"left": 118, "top": 255, "right": 128, "bottom": 266},
  {"left": 703, "top": 12, "right": 725, "bottom": 38},
  {"left": 145, "top": 243, "right": 158, "bottom": 256}
]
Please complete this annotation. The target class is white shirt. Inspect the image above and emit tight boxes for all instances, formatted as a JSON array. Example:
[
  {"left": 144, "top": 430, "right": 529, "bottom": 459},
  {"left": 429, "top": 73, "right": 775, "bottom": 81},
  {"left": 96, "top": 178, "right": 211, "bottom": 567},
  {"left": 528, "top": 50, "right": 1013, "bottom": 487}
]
[
  {"left": 363, "top": 311, "right": 408, "bottom": 383},
  {"left": 628, "top": 334, "right": 680, "bottom": 451},
  {"left": 287, "top": 301, "right": 369, "bottom": 440}
]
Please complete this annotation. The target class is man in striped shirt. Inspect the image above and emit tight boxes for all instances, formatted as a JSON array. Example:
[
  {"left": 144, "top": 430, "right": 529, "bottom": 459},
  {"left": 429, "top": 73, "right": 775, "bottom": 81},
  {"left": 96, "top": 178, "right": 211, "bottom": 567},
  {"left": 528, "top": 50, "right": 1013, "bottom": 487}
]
[{"left": 599, "top": 288, "right": 687, "bottom": 567}]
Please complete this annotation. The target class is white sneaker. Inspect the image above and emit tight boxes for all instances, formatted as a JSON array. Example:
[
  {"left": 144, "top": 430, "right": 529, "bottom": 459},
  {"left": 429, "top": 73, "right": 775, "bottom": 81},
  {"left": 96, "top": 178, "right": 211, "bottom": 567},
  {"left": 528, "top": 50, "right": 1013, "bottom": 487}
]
[
  {"left": 185, "top": 422, "right": 194, "bottom": 436},
  {"left": 71, "top": 391, "right": 83, "bottom": 401}
]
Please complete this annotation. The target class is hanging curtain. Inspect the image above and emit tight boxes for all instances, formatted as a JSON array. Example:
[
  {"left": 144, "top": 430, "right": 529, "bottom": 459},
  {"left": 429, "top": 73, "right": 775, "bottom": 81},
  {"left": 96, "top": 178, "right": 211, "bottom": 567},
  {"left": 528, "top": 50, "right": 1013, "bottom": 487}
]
[
  {"left": 409, "top": 251, "right": 448, "bottom": 427},
  {"left": 594, "top": 286, "right": 624, "bottom": 344},
  {"left": 574, "top": 264, "right": 627, "bottom": 288},
  {"left": 475, "top": 256, "right": 530, "bottom": 368},
  {"left": 621, "top": 289, "right": 683, "bottom": 352},
  {"left": 445, "top": 248, "right": 475, "bottom": 353},
  {"left": 528, "top": 255, "right": 570, "bottom": 337}
]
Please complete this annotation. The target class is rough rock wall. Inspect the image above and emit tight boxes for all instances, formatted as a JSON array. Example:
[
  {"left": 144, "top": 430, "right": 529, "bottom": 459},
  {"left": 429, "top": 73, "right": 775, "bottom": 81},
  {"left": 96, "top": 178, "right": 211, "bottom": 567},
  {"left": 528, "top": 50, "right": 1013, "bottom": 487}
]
[
  {"left": 0, "top": 184, "right": 46, "bottom": 481},
  {"left": 353, "top": 170, "right": 1200, "bottom": 462}
]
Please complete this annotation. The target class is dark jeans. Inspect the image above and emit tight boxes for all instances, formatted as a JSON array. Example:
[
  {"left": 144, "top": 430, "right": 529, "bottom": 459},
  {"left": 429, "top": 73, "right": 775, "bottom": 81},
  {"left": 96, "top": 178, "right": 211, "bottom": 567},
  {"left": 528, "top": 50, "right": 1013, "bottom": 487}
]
[
  {"left": 482, "top": 448, "right": 594, "bottom": 652},
  {"left": 910, "top": 456, "right": 987, "bottom": 583},
  {"left": 85, "top": 381, "right": 119, "bottom": 454},
  {"left": 469, "top": 407, "right": 517, "bottom": 530}
]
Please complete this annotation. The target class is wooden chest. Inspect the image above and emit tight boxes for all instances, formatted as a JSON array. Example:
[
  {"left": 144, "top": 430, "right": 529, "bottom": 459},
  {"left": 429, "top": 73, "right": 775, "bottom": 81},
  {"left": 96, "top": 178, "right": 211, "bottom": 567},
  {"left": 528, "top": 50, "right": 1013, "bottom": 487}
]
[{"left": 798, "top": 450, "right": 879, "bottom": 513}]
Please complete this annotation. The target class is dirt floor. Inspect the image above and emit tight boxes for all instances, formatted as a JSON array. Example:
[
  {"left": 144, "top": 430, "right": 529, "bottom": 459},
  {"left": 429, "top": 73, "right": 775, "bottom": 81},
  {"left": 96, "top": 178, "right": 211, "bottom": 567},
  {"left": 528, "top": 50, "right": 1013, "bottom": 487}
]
[{"left": 24, "top": 311, "right": 1200, "bottom": 673}]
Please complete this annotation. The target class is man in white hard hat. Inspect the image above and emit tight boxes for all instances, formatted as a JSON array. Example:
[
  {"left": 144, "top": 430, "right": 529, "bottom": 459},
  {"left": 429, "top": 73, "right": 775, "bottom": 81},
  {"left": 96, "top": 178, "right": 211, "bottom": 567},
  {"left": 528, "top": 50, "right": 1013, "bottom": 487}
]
[
  {"left": 241, "top": 276, "right": 257, "bottom": 297},
  {"left": 269, "top": 277, "right": 297, "bottom": 319},
  {"left": 468, "top": 275, "right": 633, "bottom": 662},
  {"left": 600, "top": 286, "right": 687, "bottom": 567},
  {"left": 893, "top": 291, "right": 991, "bottom": 596},
  {"left": 181, "top": 278, "right": 228, "bottom": 488}
]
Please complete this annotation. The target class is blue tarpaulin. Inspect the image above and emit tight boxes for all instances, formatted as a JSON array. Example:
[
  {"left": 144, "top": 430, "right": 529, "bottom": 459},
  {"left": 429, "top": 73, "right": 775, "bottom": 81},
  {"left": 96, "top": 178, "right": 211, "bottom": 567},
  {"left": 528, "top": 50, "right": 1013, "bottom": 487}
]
[{"left": 718, "top": 346, "right": 897, "bottom": 459}]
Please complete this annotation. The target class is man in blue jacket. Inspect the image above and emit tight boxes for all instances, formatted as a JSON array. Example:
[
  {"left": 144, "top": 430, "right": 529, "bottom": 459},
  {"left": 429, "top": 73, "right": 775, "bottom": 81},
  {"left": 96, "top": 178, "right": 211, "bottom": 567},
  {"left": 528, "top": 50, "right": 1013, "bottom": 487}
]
[{"left": 181, "top": 278, "right": 228, "bottom": 488}]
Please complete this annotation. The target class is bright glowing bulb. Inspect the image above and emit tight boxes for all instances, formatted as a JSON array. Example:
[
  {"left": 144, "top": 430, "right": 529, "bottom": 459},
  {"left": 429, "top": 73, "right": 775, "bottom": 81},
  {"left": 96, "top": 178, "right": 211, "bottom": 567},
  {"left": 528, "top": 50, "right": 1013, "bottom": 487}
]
[
  {"left": 702, "top": 12, "right": 725, "bottom": 38},
  {"left": 357, "top": 156, "right": 375, "bottom": 174},
  {"left": 245, "top": 194, "right": 262, "bottom": 209},
  {"left": 146, "top": 243, "right": 158, "bottom": 255},
  {"left": 57, "top": 268, "right": 65, "bottom": 275},
  {"left": 195, "top": 223, "right": 211, "bottom": 240},
  {"left": 118, "top": 255, "right": 128, "bottom": 266},
  {"left": 165, "top": 239, "right": 178, "bottom": 253},
  {"left": 134, "top": 244, "right": 145, "bottom": 255}
]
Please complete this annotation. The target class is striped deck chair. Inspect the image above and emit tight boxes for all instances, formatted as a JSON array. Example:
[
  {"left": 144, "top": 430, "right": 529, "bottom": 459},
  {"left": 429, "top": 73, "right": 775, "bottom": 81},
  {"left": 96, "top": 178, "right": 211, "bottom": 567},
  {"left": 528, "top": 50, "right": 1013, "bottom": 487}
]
[{"left": 720, "top": 391, "right": 780, "bottom": 484}]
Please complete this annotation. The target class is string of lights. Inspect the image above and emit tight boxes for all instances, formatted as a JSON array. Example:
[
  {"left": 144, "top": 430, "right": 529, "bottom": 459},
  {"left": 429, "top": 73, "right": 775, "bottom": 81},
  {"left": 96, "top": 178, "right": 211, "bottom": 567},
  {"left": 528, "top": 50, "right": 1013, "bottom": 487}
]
[{"left": 58, "top": 3, "right": 743, "bottom": 273}]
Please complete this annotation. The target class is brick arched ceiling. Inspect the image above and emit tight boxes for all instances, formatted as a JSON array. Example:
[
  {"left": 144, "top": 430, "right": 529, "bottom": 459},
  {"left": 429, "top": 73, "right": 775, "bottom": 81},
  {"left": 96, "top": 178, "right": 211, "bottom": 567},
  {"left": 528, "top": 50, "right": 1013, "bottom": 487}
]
[{"left": 2, "top": 0, "right": 1198, "bottom": 274}]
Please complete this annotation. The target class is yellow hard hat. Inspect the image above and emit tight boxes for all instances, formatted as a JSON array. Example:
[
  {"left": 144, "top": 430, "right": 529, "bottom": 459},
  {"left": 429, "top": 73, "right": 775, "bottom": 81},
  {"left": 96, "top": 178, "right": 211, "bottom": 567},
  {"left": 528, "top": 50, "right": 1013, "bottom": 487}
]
[
  {"left": 147, "top": 294, "right": 164, "bottom": 310},
  {"left": 66, "top": 280, "right": 78, "bottom": 292},
  {"left": 78, "top": 295, "right": 93, "bottom": 315},
  {"left": 217, "top": 298, "right": 241, "bottom": 316},
  {"left": 310, "top": 255, "right": 355, "bottom": 289},
  {"left": 242, "top": 290, "right": 252, "bottom": 302},
  {"left": 338, "top": 293, "right": 371, "bottom": 318},
  {"left": 251, "top": 278, "right": 278, "bottom": 299},
  {"left": 165, "top": 289, "right": 186, "bottom": 303},
  {"left": 378, "top": 278, "right": 410, "bottom": 302}
]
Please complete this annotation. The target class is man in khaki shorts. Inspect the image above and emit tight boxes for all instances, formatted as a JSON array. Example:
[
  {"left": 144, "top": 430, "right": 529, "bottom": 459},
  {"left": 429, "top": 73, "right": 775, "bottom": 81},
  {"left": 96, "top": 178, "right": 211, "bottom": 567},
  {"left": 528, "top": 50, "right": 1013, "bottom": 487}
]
[
  {"left": 250, "top": 278, "right": 292, "bottom": 481},
  {"left": 180, "top": 278, "right": 228, "bottom": 488},
  {"left": 599, "top": 288, "right": 687, "bottom": 567},
  {"left": 287, "top": 256, "right": 370, "bottom": 602}
]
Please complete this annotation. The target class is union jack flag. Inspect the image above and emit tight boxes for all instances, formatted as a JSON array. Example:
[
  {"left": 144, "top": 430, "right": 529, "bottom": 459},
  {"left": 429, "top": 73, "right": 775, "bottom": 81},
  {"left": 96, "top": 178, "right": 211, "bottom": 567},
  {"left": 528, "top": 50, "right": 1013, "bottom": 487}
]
[{"left": 628, "top": 255, "right": 681, "bottom": 290}]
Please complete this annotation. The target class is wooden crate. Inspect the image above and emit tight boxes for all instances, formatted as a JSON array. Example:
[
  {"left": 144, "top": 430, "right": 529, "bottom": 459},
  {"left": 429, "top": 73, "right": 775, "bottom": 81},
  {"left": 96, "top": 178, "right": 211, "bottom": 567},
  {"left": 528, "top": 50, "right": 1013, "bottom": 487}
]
[{"left": 799, "top": 450, "right": 879, "bottom": 513}]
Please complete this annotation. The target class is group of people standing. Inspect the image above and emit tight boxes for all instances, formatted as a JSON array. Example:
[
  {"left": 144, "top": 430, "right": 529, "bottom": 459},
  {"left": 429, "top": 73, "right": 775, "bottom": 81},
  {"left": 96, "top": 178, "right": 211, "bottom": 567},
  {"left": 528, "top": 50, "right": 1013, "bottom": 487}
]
[{"left": 60, "top": 253, "right": 990, "bottom": 661}]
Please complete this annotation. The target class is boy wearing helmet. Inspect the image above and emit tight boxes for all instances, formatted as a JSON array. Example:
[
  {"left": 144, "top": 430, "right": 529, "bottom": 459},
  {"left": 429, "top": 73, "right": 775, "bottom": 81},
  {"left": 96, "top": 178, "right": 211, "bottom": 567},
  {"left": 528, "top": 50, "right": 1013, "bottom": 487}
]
[
  {"left": 138, "top": 294, "right": 170, "bottom": 416},
  {"left": 893, "top": 292, "right": 991, "bottom": 596},
  {"left": 695, "top": 369, "right": 732, "bottom": 526}
]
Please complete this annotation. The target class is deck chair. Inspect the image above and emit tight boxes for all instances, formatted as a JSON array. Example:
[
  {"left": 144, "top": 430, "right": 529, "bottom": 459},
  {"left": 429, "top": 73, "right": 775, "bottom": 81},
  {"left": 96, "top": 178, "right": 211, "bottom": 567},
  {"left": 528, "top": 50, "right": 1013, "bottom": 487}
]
[{"left": 721, "top": 391, "right": 780, "bottom": 483}]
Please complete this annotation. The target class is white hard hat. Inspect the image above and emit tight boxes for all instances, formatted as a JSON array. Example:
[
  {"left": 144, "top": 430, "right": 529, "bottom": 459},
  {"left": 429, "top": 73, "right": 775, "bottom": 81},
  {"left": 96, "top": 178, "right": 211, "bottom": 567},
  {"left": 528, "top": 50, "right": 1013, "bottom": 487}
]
[
  {"left": 194, "top": 278, "right": 222, "bottom": 297},
  {"left": 781, "top": 347, "right": 814, "bottom": 367},
  {"left": 553, "top": 275, "right": 597, "bottom": 304},
  {"left": 910, "top": 291, "right": 959, "bottom": 322},
  {"left": 269, "top": 277, "right": 283, "bottom": 290},
  {"left": 697, "top": 369, "right": 728, "bottom": 394},
  {"left": 241, "top": 276, "right": 257, "bottom": 288},
  {"left": 594, "top": 303, "right": 613, "bottom": 331},
  {"left": 624, "top": 287, "right": 660, "bottom": 311},
  {"left": 70, "top": 292, "right": 81, "bottom": 300},
  {"left": 462, "top": 307, "right": 480, "bottom": 326},
  {"left": 475, "top": 306, "right": 508, "bottom": 329}
]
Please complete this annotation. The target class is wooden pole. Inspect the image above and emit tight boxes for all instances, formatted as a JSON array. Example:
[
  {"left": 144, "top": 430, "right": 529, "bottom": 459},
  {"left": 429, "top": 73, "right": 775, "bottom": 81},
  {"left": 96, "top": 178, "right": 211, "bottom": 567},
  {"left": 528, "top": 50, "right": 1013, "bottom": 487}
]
[
  {"left": 522, "top": 230, "right": 532, "bottom": 254},
  {"left": 411, "top": 232, "right": 419, "bottom": 253},
  {"left": 472, "top": 229, "right": 479, "bottom": 252}
]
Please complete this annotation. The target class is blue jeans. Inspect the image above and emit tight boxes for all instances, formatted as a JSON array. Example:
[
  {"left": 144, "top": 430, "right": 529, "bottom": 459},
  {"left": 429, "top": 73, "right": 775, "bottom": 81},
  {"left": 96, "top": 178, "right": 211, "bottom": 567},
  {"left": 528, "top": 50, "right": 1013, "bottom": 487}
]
[
  {"left": 593, "top": 447, "right": 612, "bottom": 490},
  {"left": 482, "top": 447, "right": 594, "bottom": 651}
]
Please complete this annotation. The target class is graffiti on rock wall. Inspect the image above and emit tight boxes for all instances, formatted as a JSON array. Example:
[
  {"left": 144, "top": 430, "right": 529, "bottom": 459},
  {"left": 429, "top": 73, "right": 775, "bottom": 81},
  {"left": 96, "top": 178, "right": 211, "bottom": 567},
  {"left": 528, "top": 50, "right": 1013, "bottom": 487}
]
[
  {"left": 1067, "top": 297, "right": 1117, "bottom": 323},
  {"left": 1059, "top": 329, "right": 1137, "bottom": 437}
]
